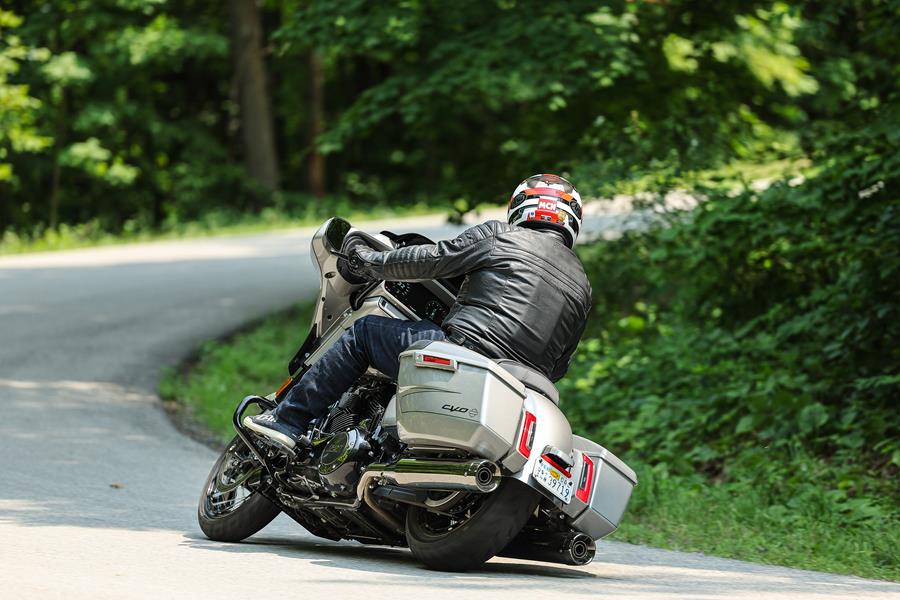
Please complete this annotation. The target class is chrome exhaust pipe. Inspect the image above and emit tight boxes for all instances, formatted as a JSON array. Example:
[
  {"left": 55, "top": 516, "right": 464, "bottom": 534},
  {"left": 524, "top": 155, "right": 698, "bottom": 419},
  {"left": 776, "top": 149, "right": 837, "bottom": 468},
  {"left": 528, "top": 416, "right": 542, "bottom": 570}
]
[
  {"left": 355, "top": 458, "right": 500, "bottom": 535},
  {"left": 357, "top": 458, "right": 500, "bottom": 498},
  {"left": 498, "top": 531, "right": 596, "bottom": 566}
]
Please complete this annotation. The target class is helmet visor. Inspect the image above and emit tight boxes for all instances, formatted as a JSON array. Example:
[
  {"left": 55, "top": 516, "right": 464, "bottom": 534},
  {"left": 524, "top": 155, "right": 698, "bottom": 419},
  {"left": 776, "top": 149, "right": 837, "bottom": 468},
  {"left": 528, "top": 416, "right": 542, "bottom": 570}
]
[{"left": 524, "top": 174, "right": 575, "bottom": 194}]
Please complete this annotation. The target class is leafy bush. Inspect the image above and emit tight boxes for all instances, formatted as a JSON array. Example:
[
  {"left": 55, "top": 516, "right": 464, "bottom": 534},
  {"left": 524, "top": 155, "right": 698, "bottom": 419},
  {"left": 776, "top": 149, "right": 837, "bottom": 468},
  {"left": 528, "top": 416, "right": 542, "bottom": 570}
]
[{"left": 560, "top": 107, "right": 899, "bottom": 577}]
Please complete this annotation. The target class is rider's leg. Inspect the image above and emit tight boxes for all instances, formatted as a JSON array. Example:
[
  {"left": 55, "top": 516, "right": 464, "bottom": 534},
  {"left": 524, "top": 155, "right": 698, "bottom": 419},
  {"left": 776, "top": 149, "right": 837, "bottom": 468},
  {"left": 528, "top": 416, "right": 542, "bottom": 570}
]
[{"left": 267, "top": 315, "right": 445, "bottom": 436}]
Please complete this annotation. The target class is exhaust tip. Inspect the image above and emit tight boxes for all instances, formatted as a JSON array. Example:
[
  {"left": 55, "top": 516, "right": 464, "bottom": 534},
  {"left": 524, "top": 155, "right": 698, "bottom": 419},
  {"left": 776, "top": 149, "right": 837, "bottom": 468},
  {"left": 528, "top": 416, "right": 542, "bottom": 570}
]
[
  {"left": 474, "top": 462, "right": 499, "bottom": 492},
  {"left": 568, "top": 534, "right": 595, "bottom": 565}
]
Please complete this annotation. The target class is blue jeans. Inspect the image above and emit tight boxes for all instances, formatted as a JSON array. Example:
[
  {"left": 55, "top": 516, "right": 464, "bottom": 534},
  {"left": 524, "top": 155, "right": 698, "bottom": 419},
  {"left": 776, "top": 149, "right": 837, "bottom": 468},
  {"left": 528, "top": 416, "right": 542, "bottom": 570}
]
[{"left": 273, "top": 316, "right": 446, "bottom": 432}]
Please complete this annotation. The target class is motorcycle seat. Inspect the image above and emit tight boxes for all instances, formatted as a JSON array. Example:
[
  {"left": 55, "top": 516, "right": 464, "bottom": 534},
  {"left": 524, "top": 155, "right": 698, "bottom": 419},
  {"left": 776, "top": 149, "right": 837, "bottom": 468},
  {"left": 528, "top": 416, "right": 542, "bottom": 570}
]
[{"left": 495, "top": 359, "right": 560, "bottom": 406}]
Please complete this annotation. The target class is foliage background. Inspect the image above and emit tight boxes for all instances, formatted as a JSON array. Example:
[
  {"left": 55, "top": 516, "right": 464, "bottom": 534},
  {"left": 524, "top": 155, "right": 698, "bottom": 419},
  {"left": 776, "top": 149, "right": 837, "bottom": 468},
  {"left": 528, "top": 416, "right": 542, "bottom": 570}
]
[
  {"left": 5, "top": 0, "right": 898, "bottom": 579},
  {"left": 4, "top": 0, "right": 878, "bottom": 240}
]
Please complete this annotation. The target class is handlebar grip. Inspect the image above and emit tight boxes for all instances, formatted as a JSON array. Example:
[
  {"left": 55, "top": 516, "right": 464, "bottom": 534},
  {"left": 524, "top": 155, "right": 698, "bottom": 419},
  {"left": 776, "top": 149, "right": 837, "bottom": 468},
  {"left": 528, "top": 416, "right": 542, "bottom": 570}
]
[{"left": 337, "top": 256, "right": 369, "bottom": 285}]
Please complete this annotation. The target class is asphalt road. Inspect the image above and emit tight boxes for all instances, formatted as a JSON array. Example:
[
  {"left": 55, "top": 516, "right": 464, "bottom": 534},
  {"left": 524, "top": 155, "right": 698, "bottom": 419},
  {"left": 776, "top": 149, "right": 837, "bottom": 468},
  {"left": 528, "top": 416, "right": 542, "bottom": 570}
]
[{"left": 1, "top": 213, "right": 898, "bottom": 600}]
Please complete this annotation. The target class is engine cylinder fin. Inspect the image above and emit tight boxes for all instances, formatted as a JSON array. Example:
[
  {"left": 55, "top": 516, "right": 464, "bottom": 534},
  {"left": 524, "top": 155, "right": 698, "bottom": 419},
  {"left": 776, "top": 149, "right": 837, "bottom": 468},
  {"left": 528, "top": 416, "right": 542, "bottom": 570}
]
[{"left": 325, "top": 408, "right": 358, "bottom": 433}]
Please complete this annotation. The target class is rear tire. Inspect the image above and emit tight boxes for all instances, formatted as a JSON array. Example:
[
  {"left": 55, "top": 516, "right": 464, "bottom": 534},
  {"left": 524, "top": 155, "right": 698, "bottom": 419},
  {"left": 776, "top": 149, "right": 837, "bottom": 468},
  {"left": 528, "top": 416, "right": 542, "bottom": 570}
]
[
  {"left": 198, "top": 436, "right": 280, "bottom": 542},
  {"left": 406, "top": 478, "right": 541, "bottom": 571}
]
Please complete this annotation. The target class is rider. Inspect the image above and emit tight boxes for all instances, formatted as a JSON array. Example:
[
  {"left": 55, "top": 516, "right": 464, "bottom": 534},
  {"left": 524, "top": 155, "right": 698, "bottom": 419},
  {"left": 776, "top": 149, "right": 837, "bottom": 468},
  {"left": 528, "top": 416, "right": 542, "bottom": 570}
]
[{"left": 244, "top": 174, "right": 592, "bottom": 449}]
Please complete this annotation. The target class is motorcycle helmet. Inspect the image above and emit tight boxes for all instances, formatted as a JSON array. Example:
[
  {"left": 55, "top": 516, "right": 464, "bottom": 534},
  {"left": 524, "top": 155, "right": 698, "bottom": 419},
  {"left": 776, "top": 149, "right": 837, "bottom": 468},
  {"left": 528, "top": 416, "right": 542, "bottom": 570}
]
[{"left": 507, "top": 173, "right": 582, "bottom": 247}]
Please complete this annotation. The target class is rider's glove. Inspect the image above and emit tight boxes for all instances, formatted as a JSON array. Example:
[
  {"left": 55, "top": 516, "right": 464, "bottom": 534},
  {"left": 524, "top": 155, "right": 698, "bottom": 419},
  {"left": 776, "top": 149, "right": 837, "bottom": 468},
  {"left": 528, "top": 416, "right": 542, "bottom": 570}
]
[{"left": 338, "top": 237, "right": 375, "bottom": 284}]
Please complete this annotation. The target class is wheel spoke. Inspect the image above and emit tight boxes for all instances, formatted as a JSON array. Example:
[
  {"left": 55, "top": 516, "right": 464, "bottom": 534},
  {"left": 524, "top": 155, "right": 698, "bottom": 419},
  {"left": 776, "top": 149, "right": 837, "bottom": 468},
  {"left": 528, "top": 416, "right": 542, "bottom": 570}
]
[{"left": 204, "top": 442, "right": 263, "bottom": 518}]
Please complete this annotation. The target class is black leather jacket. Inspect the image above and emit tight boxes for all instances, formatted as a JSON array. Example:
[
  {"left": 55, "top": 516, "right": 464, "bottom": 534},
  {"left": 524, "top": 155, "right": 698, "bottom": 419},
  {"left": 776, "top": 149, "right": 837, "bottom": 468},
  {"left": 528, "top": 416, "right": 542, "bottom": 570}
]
[{"left": 353, "top": 220, "right": 592, "bottom": 382}]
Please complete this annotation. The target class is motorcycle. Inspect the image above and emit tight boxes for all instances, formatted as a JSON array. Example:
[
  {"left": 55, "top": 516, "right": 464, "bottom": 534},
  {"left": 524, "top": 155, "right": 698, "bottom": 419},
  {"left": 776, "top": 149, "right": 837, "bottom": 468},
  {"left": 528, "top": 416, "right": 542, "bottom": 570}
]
[{"left": 197, "top": 217, "right": 637, "bottom": 571}]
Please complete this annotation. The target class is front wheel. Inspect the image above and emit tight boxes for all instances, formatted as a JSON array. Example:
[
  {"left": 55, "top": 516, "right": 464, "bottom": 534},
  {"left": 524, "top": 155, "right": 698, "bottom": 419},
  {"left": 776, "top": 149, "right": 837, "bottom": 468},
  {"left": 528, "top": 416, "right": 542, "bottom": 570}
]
[
  {"left": 405, "top": 478, "right": 541, "bottom": 571},
  {"left": 198, "top": 436, "right": 280, "bottom": 542}
]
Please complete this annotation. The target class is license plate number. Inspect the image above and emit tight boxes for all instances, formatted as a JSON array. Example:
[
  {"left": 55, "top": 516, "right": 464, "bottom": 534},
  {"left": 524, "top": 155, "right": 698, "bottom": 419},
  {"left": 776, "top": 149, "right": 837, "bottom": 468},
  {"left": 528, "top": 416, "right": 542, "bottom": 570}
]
[{"left": 532, "top": 457, "right": 574, "bottom": 504}]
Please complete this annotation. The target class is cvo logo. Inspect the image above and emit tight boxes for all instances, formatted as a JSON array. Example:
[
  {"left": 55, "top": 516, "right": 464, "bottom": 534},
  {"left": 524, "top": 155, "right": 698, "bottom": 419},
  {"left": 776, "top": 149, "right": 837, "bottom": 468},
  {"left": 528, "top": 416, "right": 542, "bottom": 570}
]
[{"left": 441, "top": 404, "right": 479, "bottom": 418}]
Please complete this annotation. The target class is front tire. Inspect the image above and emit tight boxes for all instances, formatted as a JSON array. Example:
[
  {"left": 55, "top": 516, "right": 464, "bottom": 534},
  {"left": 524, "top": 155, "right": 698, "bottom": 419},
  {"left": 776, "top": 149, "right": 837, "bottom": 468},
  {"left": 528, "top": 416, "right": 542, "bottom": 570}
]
[
  {"left": 198, "top": 436, "right": 280, "bottom": 542},
  {"left": 406, "top": 478, "right": 541, "bottom": 571}
]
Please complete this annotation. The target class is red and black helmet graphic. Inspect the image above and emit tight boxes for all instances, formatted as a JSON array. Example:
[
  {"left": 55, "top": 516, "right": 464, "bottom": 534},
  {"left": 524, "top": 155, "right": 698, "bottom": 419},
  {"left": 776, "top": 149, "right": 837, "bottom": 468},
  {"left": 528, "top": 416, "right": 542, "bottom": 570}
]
[{"left": 507, "top": 174, "right": 583, "bottom": 246}]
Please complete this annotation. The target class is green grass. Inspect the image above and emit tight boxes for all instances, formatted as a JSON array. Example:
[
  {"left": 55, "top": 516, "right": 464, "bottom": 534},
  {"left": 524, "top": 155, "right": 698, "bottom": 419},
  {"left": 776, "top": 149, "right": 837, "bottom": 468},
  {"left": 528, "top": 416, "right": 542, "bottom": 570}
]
[
  {"left": 3, "top": 157, "right": 806, "bottom": 256},
  {"left": 0, "top": 202, "right": 441, "bottom": 255},
  {"left": 604, "top": 156, "right": 813, "bottom": 196},
  {"left": 161, "top": 302, "right": 898, "bottom": 581},
  {"left": 160, "top": 304, "right": 314, "bottom": 443},
  {"left": 620, "top": 465, "right": 898, "bottom": 580}
]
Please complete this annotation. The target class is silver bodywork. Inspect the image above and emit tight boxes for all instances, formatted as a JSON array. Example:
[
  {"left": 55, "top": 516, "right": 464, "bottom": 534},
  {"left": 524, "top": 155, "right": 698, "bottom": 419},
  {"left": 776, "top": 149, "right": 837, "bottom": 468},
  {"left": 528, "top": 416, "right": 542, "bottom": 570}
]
[
  {"left": 300, "top": 218, "right": 636, "bottom": 542},
  {"left": 395, "top": 341, "right": 526, "bottom": 461}
]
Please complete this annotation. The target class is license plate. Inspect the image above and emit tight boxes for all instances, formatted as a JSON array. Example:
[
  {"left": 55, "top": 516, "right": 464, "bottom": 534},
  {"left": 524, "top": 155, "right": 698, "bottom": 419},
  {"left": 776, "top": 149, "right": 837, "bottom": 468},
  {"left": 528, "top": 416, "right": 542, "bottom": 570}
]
[{"left": 532, "top": 457, "right": 574, "bottom": 504}]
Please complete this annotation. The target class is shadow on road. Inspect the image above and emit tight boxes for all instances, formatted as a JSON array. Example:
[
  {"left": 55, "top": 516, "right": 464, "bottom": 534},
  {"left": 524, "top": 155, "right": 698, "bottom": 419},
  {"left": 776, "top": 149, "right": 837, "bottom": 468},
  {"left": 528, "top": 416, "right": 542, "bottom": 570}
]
[
  {"left": 177, "top": 532, "right": 900, "bottom": 596},
  {"left": 180, "top": 532, "right": 599, "bottom": 580}
]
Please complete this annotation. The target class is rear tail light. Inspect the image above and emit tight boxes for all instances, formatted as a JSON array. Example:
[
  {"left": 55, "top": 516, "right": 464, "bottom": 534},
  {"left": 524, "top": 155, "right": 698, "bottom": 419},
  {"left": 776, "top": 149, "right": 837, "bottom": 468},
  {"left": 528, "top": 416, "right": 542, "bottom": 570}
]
[
  {"left": 422, "top": 355, "right": 451, "bottom": 365},
  {"left": 414, "top": 352, "right": 457, "bottom": 370},
  {"left": 576, "top": 453, "right": 594, "bottom": 503},
  {"left": 540, "top": 453, "right": 572, "bottom": 478},
  {"left": 517, "top": 411, "right": 537, "bottom": 458}
]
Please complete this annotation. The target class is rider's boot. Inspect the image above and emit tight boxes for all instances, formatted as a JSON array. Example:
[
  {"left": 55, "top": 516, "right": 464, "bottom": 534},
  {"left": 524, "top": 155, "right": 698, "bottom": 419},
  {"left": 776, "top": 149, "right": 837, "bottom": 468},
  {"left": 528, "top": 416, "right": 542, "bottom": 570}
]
[{"left": 243, "top": 413, "right": 310, "bottom": 450}]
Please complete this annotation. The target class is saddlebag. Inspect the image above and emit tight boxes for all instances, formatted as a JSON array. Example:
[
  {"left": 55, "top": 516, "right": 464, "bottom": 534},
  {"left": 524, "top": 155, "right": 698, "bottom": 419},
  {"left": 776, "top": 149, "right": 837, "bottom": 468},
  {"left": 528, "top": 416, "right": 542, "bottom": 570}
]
[
  {"left": 394, "top": 340, "right": 526, "bottom": 461},
  {"left": 562, "top": 436, "right": 638, "bottom": 539}
]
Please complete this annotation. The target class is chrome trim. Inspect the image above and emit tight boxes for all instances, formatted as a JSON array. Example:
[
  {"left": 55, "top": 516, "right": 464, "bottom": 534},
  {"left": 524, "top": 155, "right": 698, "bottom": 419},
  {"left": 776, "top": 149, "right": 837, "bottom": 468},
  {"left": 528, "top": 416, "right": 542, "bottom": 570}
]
[{"left": 356, "top": 458, "right": 500, "bottom": 499}]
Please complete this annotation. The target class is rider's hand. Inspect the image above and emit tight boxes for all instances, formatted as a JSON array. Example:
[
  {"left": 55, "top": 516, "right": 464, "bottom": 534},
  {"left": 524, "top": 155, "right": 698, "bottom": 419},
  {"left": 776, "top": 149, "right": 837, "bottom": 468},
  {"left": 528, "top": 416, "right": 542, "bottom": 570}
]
[
  {"left": 338, "top": 237, "right": 375, "bottom": 284},
  {"left": 347, "top": 245, "right": 368, "bottom": 274}
]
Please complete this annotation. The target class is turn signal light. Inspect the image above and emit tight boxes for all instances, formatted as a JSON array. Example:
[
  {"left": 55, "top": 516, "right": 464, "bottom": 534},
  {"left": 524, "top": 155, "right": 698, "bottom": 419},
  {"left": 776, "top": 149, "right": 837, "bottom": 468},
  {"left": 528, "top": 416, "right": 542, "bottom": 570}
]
[
  {"left": 576, "top": 453, "right": 594, "bottom": 503},
  {"left": 275, "top": 377, "right": 293, "bottom": 396},
  {"left": 517, "top": 411, "right": 537, "bottom": 458}
]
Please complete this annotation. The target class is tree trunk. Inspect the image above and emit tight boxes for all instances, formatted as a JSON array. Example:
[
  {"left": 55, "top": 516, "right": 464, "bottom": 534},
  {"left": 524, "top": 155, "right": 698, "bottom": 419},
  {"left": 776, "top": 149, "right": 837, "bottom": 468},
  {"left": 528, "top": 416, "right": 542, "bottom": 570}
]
[
  {"left": 307, "top": 52, "right": 326, "bottom": 198},
  {"left": 49, "top": 158, "right": 61, "bottom": 231},
  {"left": 229, "top": 0, "right": 280, "bottom": 195},
  {"left": 48, "top": 25, "right": 65, "bottom": 232}
]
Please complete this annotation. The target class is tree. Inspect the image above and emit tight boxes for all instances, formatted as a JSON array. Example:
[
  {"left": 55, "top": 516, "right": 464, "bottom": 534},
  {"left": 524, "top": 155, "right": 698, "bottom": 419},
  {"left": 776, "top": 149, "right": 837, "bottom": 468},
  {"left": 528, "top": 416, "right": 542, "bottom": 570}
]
[
  {"left": 273, "top": 0, "right": 821, "bottom": 202},
  {"left": 0, "top": 9, "right": 50, "bottom": 222},
  {"left": 229, "top": 0, "right": 280, "bottom": 195},
  {"left": 306, "top": 51, "right": 325, "bottom": 197}
]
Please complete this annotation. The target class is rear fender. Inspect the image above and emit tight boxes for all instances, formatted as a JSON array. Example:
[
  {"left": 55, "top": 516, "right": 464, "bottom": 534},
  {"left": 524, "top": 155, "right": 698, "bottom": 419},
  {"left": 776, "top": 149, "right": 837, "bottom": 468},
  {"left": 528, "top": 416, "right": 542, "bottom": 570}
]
[
  {"left": 503, "top": 391, "right": 574, "bottom": 504},
  {"left": 502, "top": 398, "right": 639, "bottom": 540}
]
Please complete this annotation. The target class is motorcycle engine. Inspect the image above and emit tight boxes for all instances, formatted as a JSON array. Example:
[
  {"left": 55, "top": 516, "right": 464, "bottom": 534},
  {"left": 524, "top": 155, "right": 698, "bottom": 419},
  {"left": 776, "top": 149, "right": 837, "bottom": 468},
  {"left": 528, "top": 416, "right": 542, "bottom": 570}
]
[{"left": 317, "top": 427, "right": 372, "bottom": 494}]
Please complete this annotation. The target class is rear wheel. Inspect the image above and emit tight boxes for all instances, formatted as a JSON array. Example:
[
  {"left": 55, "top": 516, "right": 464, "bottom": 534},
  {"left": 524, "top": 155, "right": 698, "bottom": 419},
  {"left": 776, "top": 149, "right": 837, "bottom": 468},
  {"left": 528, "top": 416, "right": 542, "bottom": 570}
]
[
  {"left": 198, "top": 436, "right": 280, "bottom": 542},
  {"left": 405, "top": 478, "right": 541, "bottom": 571}
]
